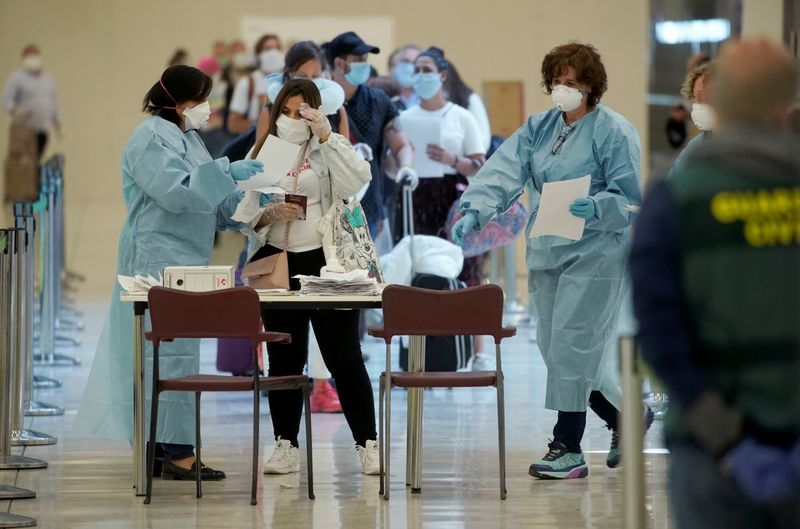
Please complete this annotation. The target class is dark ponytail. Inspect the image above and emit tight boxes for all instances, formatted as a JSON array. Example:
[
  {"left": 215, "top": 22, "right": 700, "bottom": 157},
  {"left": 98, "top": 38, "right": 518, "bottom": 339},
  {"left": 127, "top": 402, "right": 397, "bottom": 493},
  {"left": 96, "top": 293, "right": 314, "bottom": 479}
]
[{"left": 142, "top": 65, "right": 213, "bottom": 127}]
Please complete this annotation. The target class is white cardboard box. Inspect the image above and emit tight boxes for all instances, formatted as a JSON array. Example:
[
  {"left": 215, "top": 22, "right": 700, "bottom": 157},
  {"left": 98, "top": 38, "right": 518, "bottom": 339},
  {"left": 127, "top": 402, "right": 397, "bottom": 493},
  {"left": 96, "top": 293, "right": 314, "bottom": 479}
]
[{"left": 162, "top": 266, "right": 235, "bottom": 292}]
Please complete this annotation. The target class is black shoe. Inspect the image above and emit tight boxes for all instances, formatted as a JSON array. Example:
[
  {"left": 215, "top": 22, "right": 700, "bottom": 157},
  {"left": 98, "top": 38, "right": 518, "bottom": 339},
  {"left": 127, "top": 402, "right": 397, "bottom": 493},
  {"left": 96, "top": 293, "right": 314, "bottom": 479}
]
[{"left": 161, "top": 461, "right": 226, "bottom": 481}]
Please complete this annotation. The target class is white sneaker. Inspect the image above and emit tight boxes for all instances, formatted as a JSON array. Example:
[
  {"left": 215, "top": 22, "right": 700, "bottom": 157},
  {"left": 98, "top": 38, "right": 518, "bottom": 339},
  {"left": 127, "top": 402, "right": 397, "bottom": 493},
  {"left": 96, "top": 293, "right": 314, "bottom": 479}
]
[
  {"left": 263, "top": 438, "right": 300, "bottom": 474},
  {"left": 356, "top": 440, "right": 380, "bottom": 475},
  {"left": 471, "top": 353, "right": 495, "bottom": 371}
]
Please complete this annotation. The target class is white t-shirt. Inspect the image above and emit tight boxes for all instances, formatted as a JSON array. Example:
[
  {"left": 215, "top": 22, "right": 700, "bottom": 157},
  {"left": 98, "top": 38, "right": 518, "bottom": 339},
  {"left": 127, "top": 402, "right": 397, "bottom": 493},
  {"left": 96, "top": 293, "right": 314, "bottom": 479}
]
[
  {"left": 266, "top": 157, "right": 325, "bottom": 253},
  {"left": 398, "top": 102, "right": 483, "bottom": 175},
  {"left": 228, "top": 71, "right": 268, "bottom": 123}
]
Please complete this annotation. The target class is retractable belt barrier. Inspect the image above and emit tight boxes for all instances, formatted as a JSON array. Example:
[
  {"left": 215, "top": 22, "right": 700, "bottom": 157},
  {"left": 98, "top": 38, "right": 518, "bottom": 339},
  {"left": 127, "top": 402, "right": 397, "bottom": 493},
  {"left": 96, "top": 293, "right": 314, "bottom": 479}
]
[
  {"left": 33, "top": 156, "right": 81, "bottom": 367},
  {"left": 0, "top": 229, "right": 43, "bottom": 529},
  {"left": 15, "top": 202, "right": 63, "bottom": 419}
]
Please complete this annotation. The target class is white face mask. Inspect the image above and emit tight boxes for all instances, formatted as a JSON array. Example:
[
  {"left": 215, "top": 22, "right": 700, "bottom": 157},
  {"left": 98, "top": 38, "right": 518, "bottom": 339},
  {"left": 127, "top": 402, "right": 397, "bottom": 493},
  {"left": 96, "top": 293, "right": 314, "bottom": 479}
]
[
  {"left": 277, "top": 114, "right": 310, "bottom": 145},
  {"left": 22, "top": 55, "right": 42, "bottom": 72},
  {"left": 182, "top": 101, "right": 211, "bottom": 130},
  {"left": 233, "top": 52, "right": 253, "bottom": 69},
  {"left": 551, "top": 84, "right": 583, "bottom": 112},
  {"left": 691, "top": 103, "right": 716, "bottom": 131},
  {"left": 259, "top": 49, "right": 284, "bottom": 73}
]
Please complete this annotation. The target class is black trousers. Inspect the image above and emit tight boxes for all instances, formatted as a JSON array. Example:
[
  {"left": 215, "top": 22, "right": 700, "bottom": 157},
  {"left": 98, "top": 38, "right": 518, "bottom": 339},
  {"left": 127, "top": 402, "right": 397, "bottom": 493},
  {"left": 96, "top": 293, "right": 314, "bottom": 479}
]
[
  {"left": 252, "top": 245, "right": 377, "bottom": 447},
  {"left": 553, "top": 391, "right": 619, "bottom": 453}
]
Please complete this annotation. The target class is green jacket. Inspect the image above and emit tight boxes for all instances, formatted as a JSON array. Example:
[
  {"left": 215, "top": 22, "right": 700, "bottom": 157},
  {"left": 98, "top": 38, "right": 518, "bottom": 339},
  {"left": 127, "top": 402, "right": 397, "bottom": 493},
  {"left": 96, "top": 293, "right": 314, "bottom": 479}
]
[{"left": 665, "top": 127, "right": 800, "bottom": 445}]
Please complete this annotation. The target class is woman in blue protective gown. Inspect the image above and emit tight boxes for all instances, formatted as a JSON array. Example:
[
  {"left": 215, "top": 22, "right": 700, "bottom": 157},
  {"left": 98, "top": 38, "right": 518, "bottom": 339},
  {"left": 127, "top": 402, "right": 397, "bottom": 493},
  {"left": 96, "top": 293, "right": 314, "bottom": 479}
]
[
  {"left": 452, "top": 43, "right": 650, "bottom": 480},
  {"left": 74, "top": 65, "right": 264, "bottom": 480}
]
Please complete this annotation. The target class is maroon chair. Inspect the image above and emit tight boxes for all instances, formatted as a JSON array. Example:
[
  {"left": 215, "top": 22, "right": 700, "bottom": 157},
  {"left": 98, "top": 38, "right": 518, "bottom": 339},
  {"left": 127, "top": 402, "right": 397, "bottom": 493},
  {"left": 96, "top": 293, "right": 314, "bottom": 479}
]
[
  {"left": 144, "top": 286, "right": 314, "bottom": 505},
  {"left": 368, "top": 284, "right": 516, "bottom": 500}
]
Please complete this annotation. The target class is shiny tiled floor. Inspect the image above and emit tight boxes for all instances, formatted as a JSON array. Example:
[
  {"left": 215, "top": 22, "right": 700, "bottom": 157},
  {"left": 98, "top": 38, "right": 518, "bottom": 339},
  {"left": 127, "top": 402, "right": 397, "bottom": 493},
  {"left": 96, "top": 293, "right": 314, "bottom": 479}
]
[{"left": 0, "top": 205, "right": 673, "bottom": 528}]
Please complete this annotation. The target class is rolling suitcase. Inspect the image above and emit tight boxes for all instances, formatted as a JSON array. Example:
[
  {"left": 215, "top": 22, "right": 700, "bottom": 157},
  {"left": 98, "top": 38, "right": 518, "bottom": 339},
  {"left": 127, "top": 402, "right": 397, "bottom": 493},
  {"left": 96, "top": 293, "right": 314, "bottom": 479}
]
[{"left": 397, "top": 183, "right": 473, "bottom": 371}]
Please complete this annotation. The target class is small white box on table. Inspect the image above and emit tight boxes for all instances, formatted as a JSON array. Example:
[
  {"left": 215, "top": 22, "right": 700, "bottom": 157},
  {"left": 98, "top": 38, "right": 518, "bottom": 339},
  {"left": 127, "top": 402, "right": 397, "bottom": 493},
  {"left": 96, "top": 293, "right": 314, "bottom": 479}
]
[{"left": 162, "top": 266, "right": 234, "bottom": 292}]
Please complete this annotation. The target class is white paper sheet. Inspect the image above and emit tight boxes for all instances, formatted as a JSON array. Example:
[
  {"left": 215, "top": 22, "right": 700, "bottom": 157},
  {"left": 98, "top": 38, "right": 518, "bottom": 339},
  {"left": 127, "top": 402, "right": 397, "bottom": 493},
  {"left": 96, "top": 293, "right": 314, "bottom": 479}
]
[
  {"left": 401, "top": 116, "right": 445, "bottom": 178},
  {"left": 236, "top": 135, "right": 302, "bottom": 191},
  {"left": 231, "top": 186, "right": 285, "bottom": 223},
  {"left": 530, "top": 175, "right": 592, "bottom": 240}
]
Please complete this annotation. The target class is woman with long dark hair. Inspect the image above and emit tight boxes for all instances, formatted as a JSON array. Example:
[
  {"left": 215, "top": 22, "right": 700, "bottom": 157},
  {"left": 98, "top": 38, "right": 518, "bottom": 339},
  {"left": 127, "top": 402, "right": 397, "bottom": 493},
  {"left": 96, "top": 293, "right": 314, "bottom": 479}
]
[{"left": 243, "top": 79, "right": 380, "bottom": 476}]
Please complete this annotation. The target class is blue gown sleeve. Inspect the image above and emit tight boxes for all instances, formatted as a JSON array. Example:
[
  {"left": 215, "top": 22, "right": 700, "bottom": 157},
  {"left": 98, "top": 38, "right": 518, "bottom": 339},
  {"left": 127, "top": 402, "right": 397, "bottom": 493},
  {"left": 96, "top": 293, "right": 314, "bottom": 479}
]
[
  {"left": 127, "top": 132, "right": 236, "bottom": 215},
  {"left": 458, "top": 121, "right": 534, "bottom": 228},
  {"left": 215, "top": 191, "right": 247, "bottom": 231},
  {"left": 588, "top": 123, "right": 642, "bottom": 232}
]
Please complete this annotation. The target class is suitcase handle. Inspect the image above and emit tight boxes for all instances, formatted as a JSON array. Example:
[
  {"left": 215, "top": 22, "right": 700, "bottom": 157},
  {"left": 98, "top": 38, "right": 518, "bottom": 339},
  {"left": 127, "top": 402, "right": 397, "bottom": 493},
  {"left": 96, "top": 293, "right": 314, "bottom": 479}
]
[{"left": 402, "top": 184, "right": 416, "bottom": 276}]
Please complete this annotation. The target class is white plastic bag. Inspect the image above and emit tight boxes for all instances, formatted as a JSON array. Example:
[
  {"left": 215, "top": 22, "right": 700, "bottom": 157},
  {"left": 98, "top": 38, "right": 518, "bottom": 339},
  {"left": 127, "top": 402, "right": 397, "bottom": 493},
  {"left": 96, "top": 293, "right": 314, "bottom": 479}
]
[{"left": 380, "top": 235, "right": 464, "bottom": 286}]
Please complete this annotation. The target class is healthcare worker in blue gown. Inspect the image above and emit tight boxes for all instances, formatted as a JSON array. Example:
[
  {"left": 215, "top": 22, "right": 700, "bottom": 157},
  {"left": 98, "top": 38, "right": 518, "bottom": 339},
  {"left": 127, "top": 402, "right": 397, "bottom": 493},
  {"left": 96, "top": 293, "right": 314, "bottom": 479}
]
[
  {"left": 452, "top": 43, "right": 646, "bottom": 480},
  {"left": 74, "top": 65, "right": 264, "bottom": 481}
]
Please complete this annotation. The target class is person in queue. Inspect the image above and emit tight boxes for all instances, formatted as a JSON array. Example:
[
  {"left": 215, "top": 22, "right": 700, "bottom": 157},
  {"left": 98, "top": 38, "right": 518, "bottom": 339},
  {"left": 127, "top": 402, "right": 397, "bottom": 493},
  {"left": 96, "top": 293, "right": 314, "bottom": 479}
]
[
  {"left": 74, "top": 65, "right": 263, "bottom": 481},
  {"left": 322, "top": 31, "right": 416, "bottom": 240},
  {"left": 666, "top": 61, "right": 716, "bottom": 178},
  {"left": 227, "top": 34, "right": 283, "bottom": 134},
  {"left": 387, "top": 44, "right": 422, "bottom": 111},
  {"left": 397, "top": 47, "right": 486, "bottom": 283},
  {"left": 452, "top": 42, "right": 648, "bottom": 479},
  {"left": 631, "top": 38, "right": 800, "bottom": 528},
  {"left": 242, "top": 79, "right": 380, "bottom": 476},
  {"left": 255, "top": 40, "right": 350, "bottom": 141}
]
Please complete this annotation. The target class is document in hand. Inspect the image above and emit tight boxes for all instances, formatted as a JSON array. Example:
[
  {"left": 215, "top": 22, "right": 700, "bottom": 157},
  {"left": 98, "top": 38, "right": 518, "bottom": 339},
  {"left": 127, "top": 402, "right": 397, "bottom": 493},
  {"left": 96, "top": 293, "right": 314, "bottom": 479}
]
[
  {"left": 237, "top": 134, "right": 302, "bottom": 191},
  {"left": 400, "top": 115, "right": 445, "bottom": 178},
  {"left": 530, "top": 175, "right": 591, "bottom": 240}
]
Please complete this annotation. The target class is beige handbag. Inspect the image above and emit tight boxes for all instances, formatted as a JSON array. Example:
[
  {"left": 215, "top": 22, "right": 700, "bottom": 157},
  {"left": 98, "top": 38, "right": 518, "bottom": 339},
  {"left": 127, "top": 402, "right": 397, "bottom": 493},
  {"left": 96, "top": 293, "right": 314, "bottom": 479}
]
[
  {"left": 240, "top": 143, "right": 308, "bottom": 290},
  {"left": 241, "top": 251, "right": 290, "bottom": 290}
]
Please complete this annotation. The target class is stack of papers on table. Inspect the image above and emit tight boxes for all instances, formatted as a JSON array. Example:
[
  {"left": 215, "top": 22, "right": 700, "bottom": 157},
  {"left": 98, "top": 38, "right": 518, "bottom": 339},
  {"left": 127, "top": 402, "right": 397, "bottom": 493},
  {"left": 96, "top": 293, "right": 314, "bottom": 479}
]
[
  {"left": 294, "top": 274, "right": 383, "bottom": 296},
  {"left": 118, "top": 274, "right": 161, "bottom": 293}
]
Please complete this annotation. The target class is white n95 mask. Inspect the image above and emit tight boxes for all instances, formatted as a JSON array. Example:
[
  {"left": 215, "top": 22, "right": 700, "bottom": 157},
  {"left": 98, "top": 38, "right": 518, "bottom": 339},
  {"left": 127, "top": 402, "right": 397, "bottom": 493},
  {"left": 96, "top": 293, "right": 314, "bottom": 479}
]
[
  {"left": 277, "top": 114, "right": 310, "bottom": 145},
  {"left": 691, "top": 103, "right": 716, "bottom": 131},
  {"left": 22, "top": 55, "right": 43, "bottom": 72},
  {"left": 182, "top": 101, "right": 211, "bottom": 130},
  {"left": 551, "top": 84, "right": 583, "bottom": 112},
  {"left": 260, "top": 49, "right": 284, "bottom": 74}
]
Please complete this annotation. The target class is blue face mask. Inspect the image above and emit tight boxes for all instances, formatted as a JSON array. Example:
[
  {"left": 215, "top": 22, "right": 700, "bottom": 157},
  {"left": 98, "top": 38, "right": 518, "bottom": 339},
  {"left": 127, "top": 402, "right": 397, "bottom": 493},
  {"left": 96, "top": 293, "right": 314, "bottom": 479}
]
[
  {"left": 412, "top": 72, "right": 442, "bottom": 101},
  {"left": 392, "top": 62, "right": 415, "bottom": 88},
  {"left": 344, "top": 61, "right": 371, "bottom": 86}
]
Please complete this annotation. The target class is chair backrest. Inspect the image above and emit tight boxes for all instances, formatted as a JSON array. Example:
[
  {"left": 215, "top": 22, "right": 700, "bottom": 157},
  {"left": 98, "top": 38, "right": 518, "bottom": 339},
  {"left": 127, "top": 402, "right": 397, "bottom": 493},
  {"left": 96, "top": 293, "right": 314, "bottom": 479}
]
[
  {"left": 380, "top": 284, "right": 515, "bottom": 343},
  {"left": 147, "top": 286, "right": 263, "bottom": 345}
]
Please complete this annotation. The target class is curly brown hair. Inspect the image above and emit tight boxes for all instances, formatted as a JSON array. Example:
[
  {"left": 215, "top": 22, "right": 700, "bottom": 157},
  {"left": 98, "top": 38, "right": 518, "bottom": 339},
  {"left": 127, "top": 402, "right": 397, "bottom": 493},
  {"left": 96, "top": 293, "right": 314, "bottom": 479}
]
[
  {"left": 680, "top": 61, "right": 716, "bottom": 101},
  {"left": 541, "top": 42, "right": 608, "bottom": 107}
]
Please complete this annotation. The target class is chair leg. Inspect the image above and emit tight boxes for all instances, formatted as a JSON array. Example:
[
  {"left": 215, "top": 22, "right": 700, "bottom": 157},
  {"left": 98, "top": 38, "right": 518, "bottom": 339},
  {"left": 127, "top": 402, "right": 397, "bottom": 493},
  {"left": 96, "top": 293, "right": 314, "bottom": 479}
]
[
  {"left": 378, "top": 374, "right": 385, "bottom": 497},
  {"left": 195, "top": 392, "right": 202, "bottom": 499},
  {"left": 252, "top": 382, "right": 260, "bottom": 505},
  {"left": 384, "top": 377, "right": 391, "bottom": 501},
  {"left": 144, "top": 389, "right": 160, "bottom": 505},
  {"left": 497, "top": 378, "right": 507, "bottom": 500},
  {"left": 303, "top": 384, "right": 315, "bottom": 500}
]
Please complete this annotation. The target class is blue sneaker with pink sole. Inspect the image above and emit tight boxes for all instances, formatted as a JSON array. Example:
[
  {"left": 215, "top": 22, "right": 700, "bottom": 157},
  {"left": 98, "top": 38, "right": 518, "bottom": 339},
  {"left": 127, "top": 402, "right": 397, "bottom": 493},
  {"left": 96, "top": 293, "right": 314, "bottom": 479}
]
[{"left": 529, "top": 441, "right": 589, "bottom": 480}]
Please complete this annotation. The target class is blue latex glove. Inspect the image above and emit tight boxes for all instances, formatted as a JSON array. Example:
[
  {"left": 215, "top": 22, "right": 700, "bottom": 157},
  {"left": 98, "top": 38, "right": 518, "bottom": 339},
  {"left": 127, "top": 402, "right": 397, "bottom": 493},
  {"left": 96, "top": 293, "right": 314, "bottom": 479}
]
[
  {"left": 451, "top": 211, "right": 478, "bottom": 246},
  {"left": 230, "top": 159, "right": 264, "bottom": 181},
  {"left": 725, "top": 438, "right": 800, "bottom": 503},
  {"left": 569, "top": 197, "right": 596, "bottom": 219}
]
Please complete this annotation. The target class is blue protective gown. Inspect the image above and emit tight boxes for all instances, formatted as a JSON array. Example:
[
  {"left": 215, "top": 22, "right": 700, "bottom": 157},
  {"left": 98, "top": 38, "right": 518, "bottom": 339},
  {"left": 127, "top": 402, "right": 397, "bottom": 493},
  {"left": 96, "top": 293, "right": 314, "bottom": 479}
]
[
  {"left": 460, "top": 106, "right": 641, "bottom": 411},
  {"left": 666, "top": 130, "right": 711, "bottom": 179},
  {"left": 74, "top": 116, "right": 243, "bottom": 444}
]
